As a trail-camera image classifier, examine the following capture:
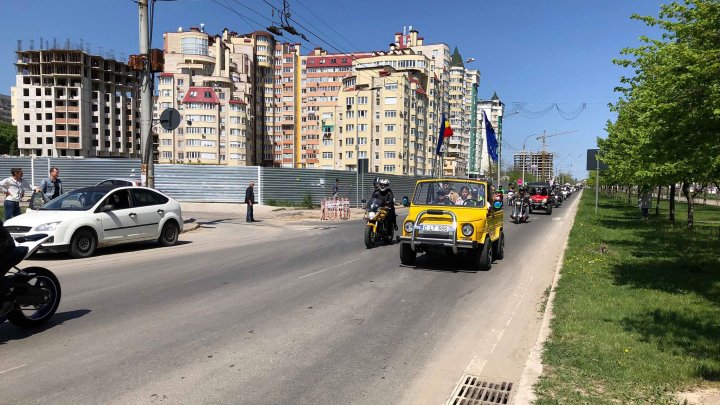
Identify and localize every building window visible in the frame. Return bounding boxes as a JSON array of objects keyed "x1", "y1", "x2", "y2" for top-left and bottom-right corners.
[
  {"x1": 383, "y1": 165, "x2": 396, "y2": 172},
  {"x1": 181, "y1": 36, "x2": 209, "y2": 55}
]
